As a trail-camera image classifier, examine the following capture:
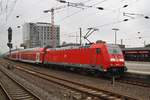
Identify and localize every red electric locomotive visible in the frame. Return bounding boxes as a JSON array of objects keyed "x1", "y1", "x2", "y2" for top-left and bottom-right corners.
[
  {"x1": 44, "y1": 42, "x2": 127, "y2": 75},
  {"x1": 6, "y1": 42, "x2": 127, "y2": 75}
]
